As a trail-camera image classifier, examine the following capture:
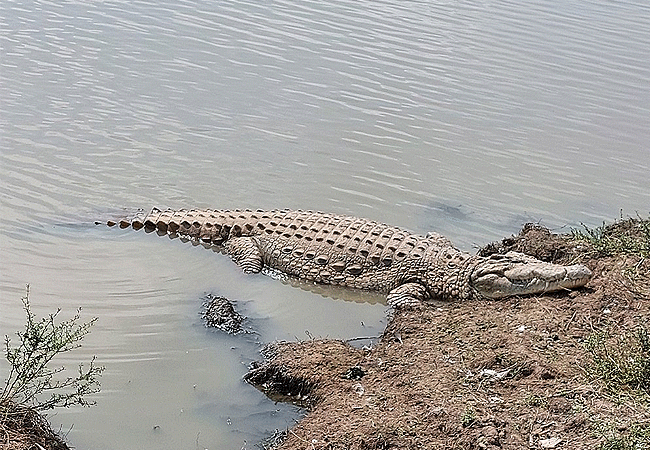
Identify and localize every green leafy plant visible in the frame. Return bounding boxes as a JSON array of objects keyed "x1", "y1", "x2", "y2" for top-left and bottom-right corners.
[
  {"x1": 460, "y1": 407, "x2": 476, "y2": 428},
  {"x1": 1, "y1": 286, "x2": 104, "y2": 411}
]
